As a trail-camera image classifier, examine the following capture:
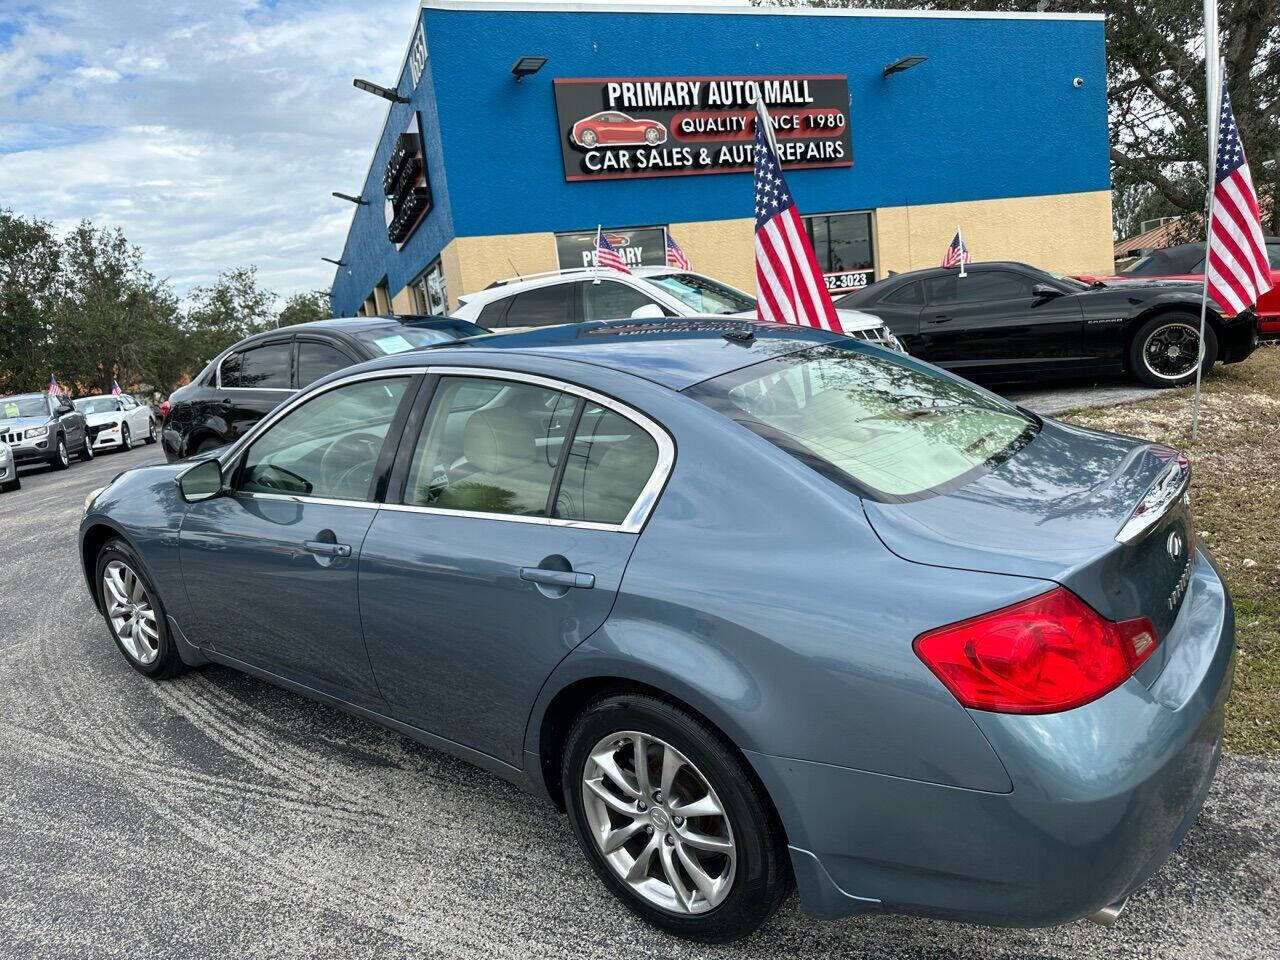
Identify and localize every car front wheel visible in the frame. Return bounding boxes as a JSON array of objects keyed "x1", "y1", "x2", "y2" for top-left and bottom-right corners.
[
  {"x1": 146, "y1": 419, "x2": 157, "y2": 444},
  {"x1": 120, "y1": 423, "x2": 132, "y2": 451},
  {"x1": 581, "y1": 129, "x2": 598, "y2": 148},
  {"x1": 95, "y1": 539, "x2": 186, "y2": 679},
  {"x1": 561, "y1": 693, "x2": 789, "y2": 943},
  {"x1": 1130, "y1": 313, "x2": 1218, "y2": 387},
  {"x1": 49, "y1": 435, "x2": 69, "y2": 470}
]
